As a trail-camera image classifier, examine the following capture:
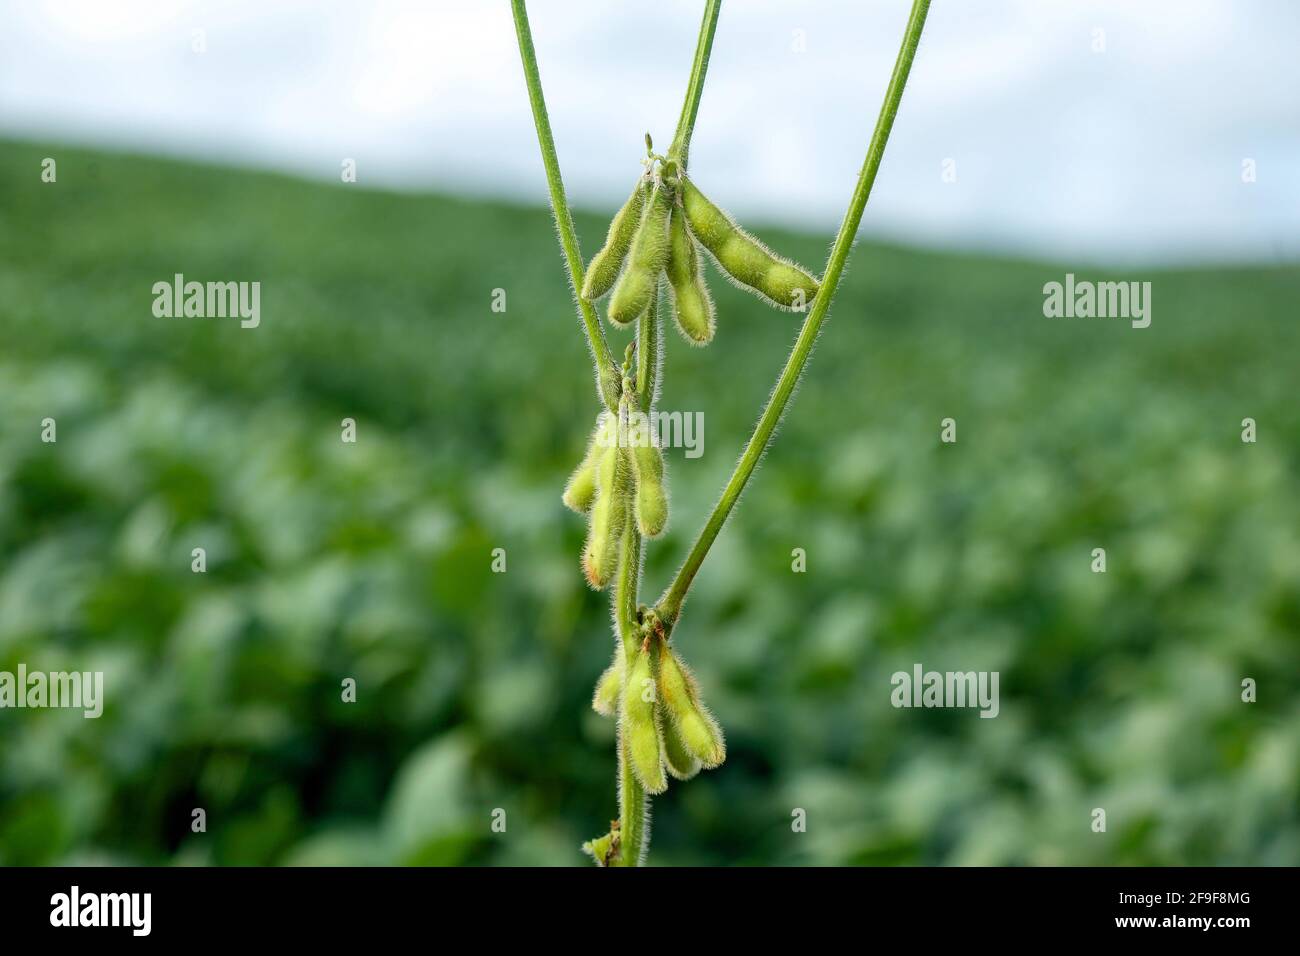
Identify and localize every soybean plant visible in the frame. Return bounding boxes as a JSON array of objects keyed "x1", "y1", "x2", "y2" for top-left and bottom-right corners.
[{"x1": 512, "y1": 0, "x2": 932, "y2": 865}]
